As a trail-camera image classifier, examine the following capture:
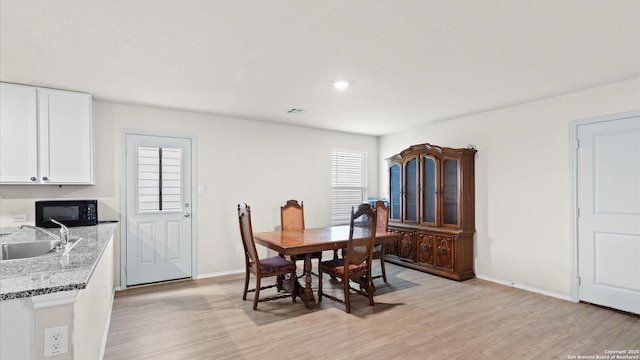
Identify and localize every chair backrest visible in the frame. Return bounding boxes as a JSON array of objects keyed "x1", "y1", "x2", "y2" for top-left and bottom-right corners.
[
  {"x1": 345, "y1": 203, "x2": 377, "y2": 267},
  {"x1": 280, "y1": 199, "x2": 305, "y2": 231},
  {"x1": 374, "y1": 200, "x2": 388, "y2": 234},
  {"x1": 238, "y1": 203, "x2": 259, "y2": 267}
]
